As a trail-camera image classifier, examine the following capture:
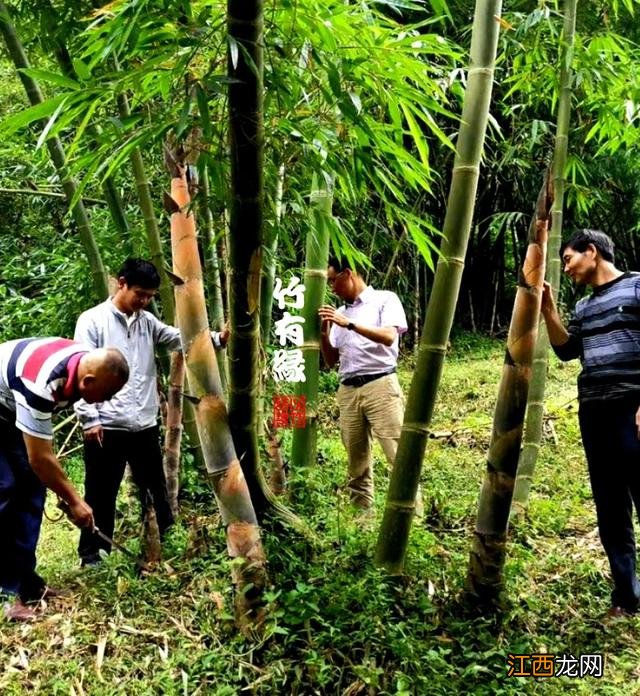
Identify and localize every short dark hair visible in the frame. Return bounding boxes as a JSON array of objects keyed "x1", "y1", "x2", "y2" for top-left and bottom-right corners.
[
  {"x1": 103, "y1": 347, "x2": 130, "y2": 384},
  {"x1": 327, "y1": 256, "x2": 361, "y2": 274},
  {"x1": 117, "y1": 258, "x2": 161, "y2": 289},
  {"x1": 560, "y1": 229, "x2": 615, "y2": 263}
]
